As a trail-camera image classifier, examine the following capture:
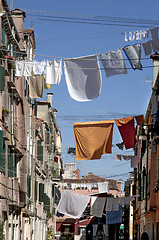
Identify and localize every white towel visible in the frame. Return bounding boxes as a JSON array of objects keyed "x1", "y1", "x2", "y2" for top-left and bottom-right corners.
[
  {"x1": 46, "y1": 59, "x2": 62, "y2": 84},
  {"x1": 90, "y1": 197, "x2": 106, "y2": 217},
  {"x1": 98, "y1": 182, "x2": 109, "y2": 193},
  {"x1": 23, "y1": 61, "x2": 33, "y2": 77},
  {"x1": 33, "y1": 60, "x2": 46, "y2": 75},
  {"x1": 99, "y1": 49, "x2": 127, "y2": 78},
  {"x1": 142, "y1": 41, "x2": 152, "y2": 56},
  {"x1": 15, "y1": 60, "x2": 25, "y2": 76},
  {"x1": 64, "y1": 54, "x2": 102, "y2": 102},
  {"x1": 57, "y1": 190, "x2": 90, "y2": 219}
]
